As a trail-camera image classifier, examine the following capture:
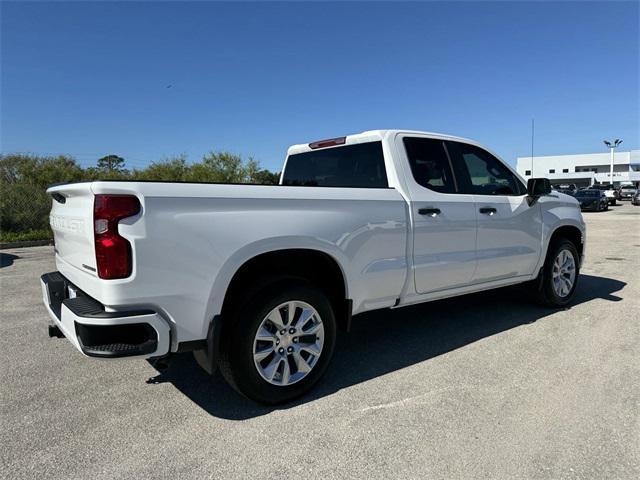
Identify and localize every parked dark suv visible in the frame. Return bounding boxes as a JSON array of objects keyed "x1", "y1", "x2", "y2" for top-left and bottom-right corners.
[
  {"x1": 575, "y1": 189, "x2": 609, "y2": 211},
  {"x1": 588, "y1": 184, "x2": 617, "y2": 205}
]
